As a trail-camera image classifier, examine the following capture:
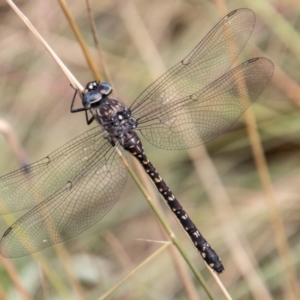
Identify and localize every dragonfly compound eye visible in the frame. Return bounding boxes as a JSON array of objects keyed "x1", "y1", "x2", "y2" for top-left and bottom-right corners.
[
  {"x1": 99, "y1": 82, "x2": 113, "y2": 96},
  {"x1": 82, "y1": 90, "x2": 102, "y2": 109}
]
